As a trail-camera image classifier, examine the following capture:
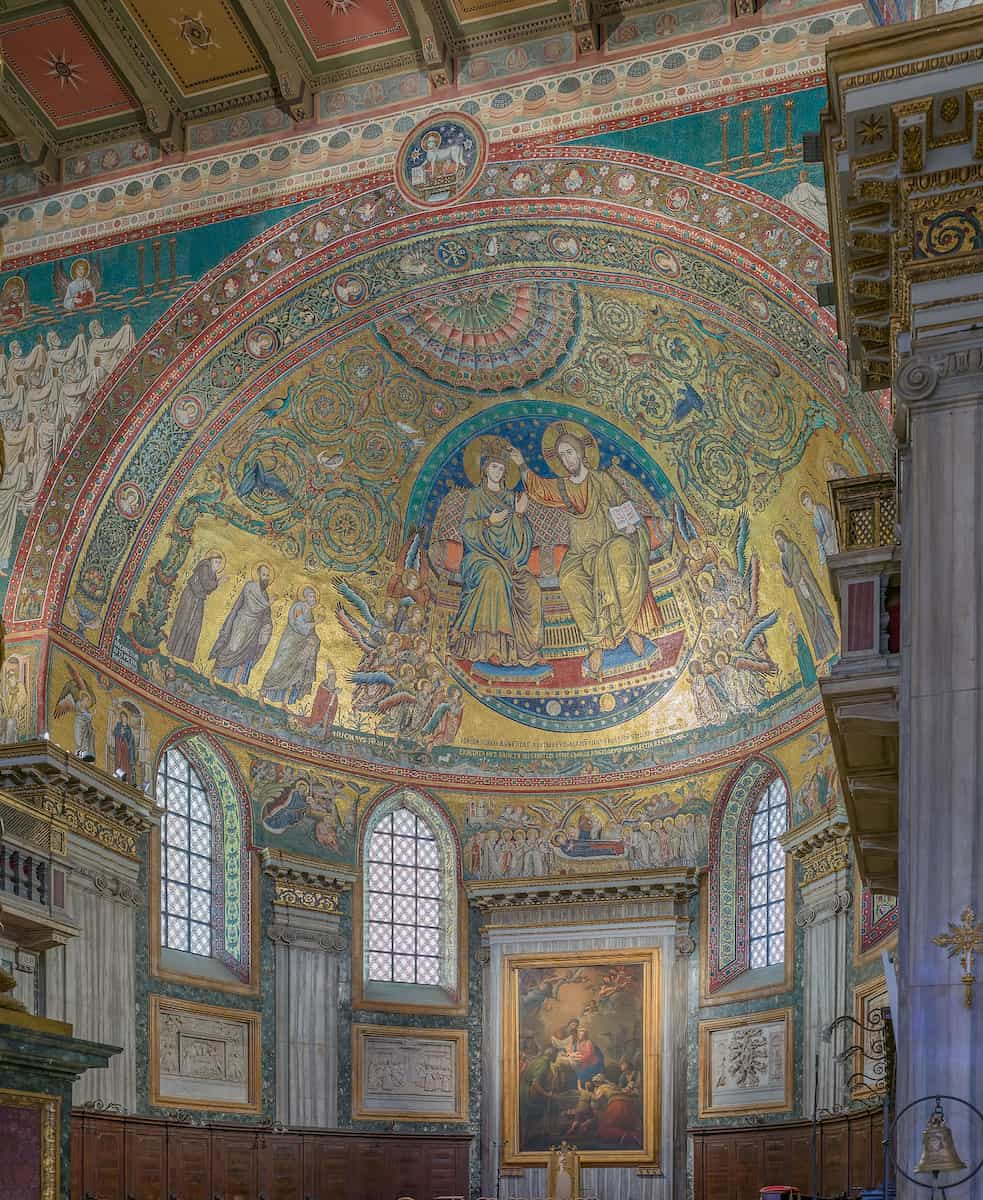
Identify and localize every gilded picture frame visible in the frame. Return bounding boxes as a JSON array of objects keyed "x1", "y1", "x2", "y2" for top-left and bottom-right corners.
[
  {"x1": 697, "y1": 1008, "x2": 792, "y2": 1118},
  {"x1": 149, "y1": 994, "x2": 262, "y2": 1114},
  {"x1": 0, "y1": 1088, "x2": 60, "y2": 1200},
  {"x1": 502, "y1": 947, "x2": 660, "y2": 1169},
  {"x1": 351, "y1": 1024, "x2": 468, "y2": 1122}
]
